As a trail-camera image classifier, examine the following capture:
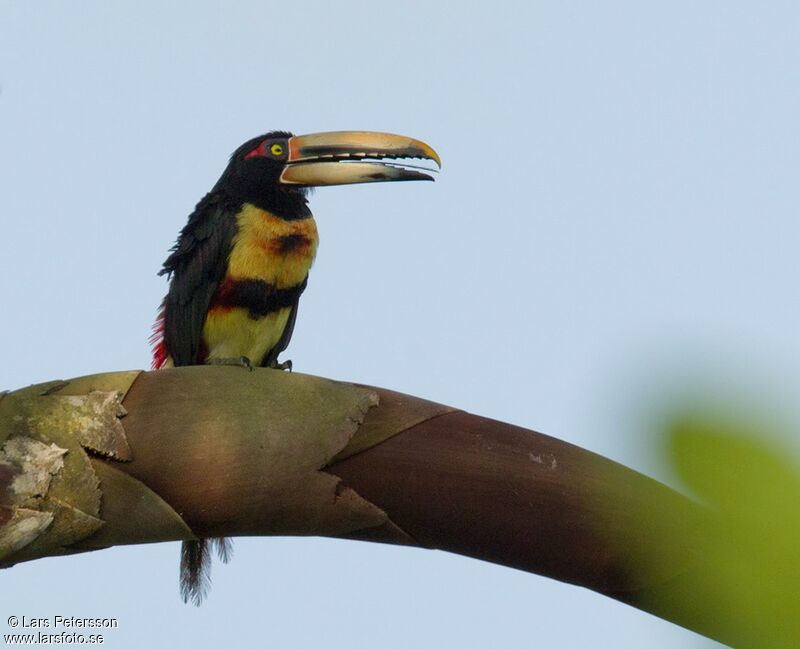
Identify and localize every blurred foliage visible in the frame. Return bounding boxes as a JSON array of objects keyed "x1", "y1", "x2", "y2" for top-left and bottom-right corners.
[{"x1": 665, "y1": 412, "x2": 800, "y2": 648}]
